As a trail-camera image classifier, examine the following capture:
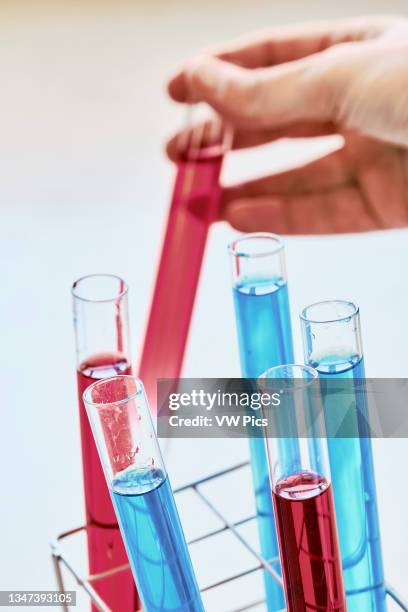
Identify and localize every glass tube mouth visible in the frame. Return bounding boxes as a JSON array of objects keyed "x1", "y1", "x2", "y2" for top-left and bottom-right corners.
[
  {"x1": 72, "y1": 273, "x2": 128, "y2": 303},
  {"x1": 228, "y1": 233, "x2": 284, "y2": 258},
  {"x1": 300, "y1": 300, "x2": 359, "y2": 324},
  {"x1": 83, "y1": 375, "x2": 143, "y2": 408},
  {"x1": 259, "y1": 364, "x2": 319, "y2": 393}
]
